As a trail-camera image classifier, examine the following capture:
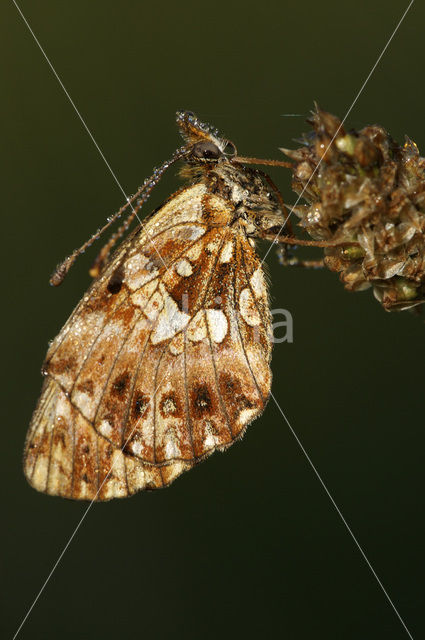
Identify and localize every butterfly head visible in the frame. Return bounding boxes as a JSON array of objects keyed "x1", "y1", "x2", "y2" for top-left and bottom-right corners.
[
  {"x1": 176, "y1": 110, "x2": 237, "y2": 164},
  {"x1": 175, "y1": 111, "x2": 284, "y2": 235}
]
